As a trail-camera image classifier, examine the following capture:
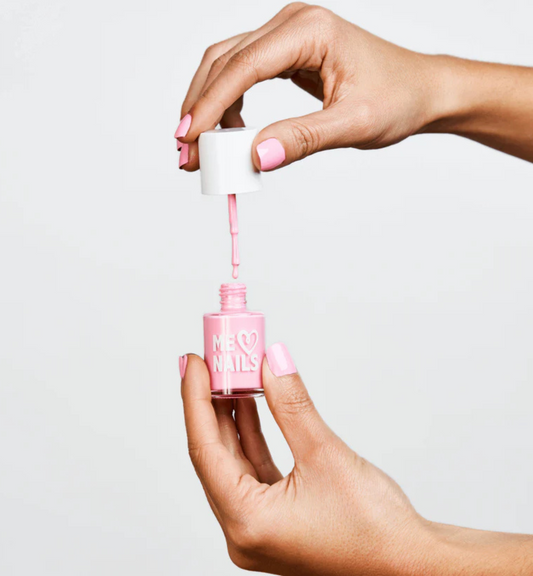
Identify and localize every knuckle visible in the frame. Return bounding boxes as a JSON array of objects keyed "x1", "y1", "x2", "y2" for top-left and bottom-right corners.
[
  {"x1": 227, "y1": 46, "x2": 259, "y2": 79},
  {"x1": 224, "y1": 486, "x2": 273, "y2": 570},
  {"x1": 203, "y1": 44, "x2": 218, "y2": 62},
  {"x1": 281, "y1": 1, "x2": 308, "y2": 15},
  {"x1": 232, "y1": 525, "x2": 261, "y2": 554},
  {"x1": 228, "y1": 545, "x2": 260, "y2": 571},
  {"x1": 298, "y1": 5, "x2": 337, "y2": 38},
  {"x1": 187, "y1": 443, "x2": 205, "y2": 467},
  {"x1": 226, "y1": 483, "x2": 271, "y2": 559},
  {"x1": 203, "y1": 41, "x2": 226, "y2": 62},
  {"x1": 354, "y1": 101, "x2": 376, "y2": 130},
  {"x1": 227, "y1": 517, "x2": 265, "y2": 559},
  {"x1": 290, "y1": 119, "x2": 321, "y2": 158},
  {"x1": 186, "y1": 439, "x2": 216, "y2": 469},
  {"x1": 300, "y1": 4, "x2": 325, "y2": 15},
  {"x1": 352, "y1": 101, "x2": 380, "y2": 145},
  {"x1": 299, "y1": 4, "x2": 330, "y2": 22},
  {"x1": 210, "y1": 53, "x2": 229, "y2": 75},
  {"x1": 253, "y1": 450, "x2": 275, "y2": 474},
  {"x1": 227, "y1": 546, "x2": 252, "y2": 570}
]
